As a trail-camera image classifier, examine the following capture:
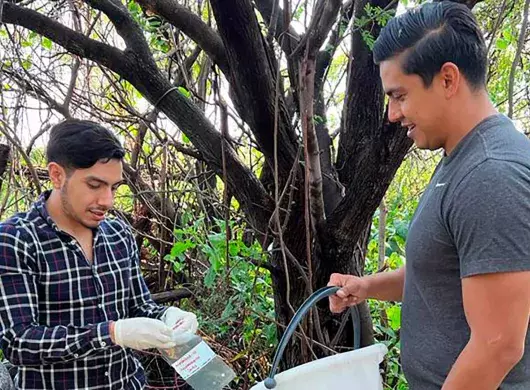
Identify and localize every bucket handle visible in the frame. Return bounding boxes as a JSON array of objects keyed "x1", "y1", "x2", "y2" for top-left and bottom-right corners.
[{"x1": 263, "y1": 285, "x2": 361, "y2": 389}]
